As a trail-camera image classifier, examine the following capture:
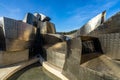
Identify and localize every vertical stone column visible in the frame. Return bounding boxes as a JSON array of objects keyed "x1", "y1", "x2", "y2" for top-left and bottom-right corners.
[{"x1": 62, "y1": 37, "x2": 82, "y2": 80}]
